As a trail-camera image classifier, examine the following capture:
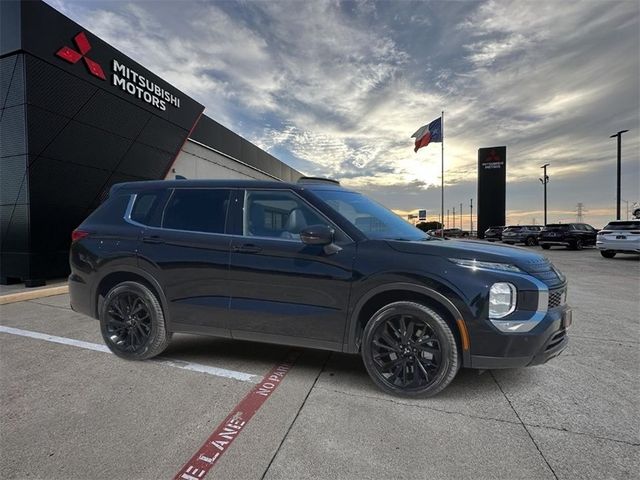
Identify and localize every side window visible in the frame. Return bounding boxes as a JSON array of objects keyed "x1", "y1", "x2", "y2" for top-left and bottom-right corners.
[
  {"x1": 162, "y1": 189, "x2": 231, "y2": 234},
  {"x1": 131, "y1": 190, "x2": 168, "y2": 227},
  {"x1": 243, "y1": 190, "x2": 328, "y2": 240}
]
